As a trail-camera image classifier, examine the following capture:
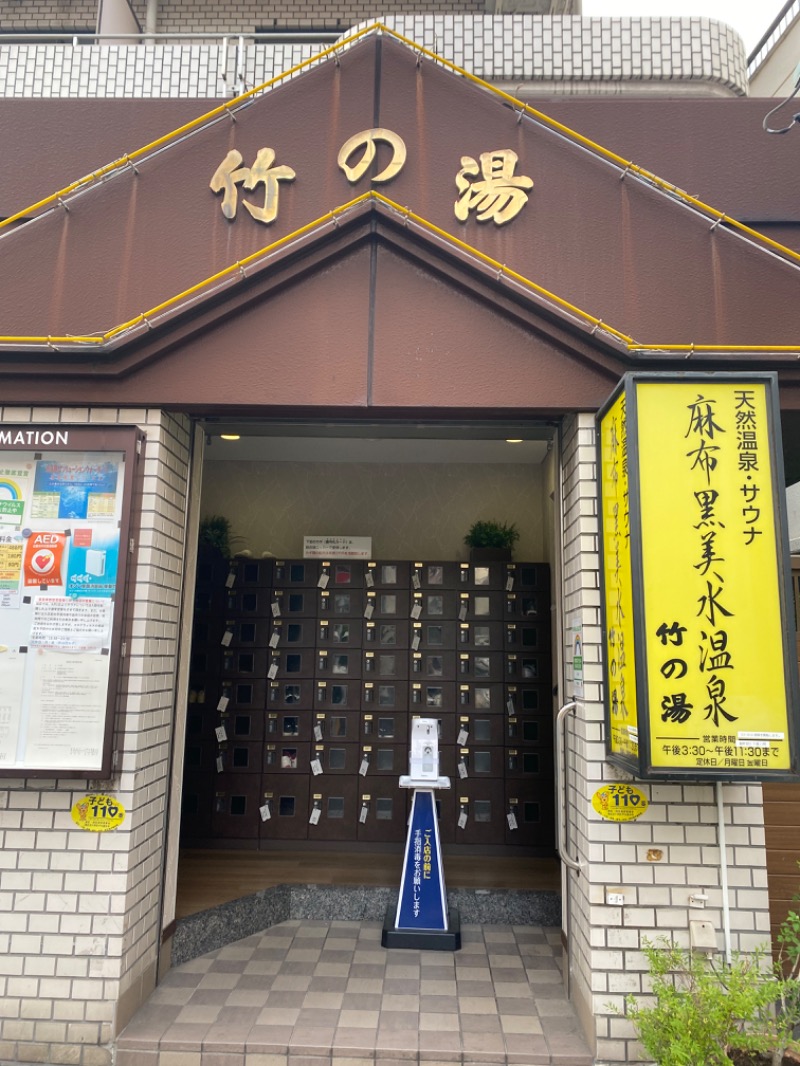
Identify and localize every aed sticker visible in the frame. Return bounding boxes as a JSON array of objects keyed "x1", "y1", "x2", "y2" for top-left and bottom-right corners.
[
  {"x1": 591, "y1": 783, "x2": 649, "y2": 822},
  {"x1": 71, "y1": 794, "x2": 126, "y2": 832}
]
